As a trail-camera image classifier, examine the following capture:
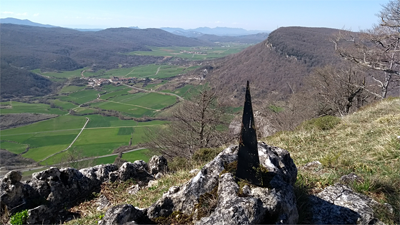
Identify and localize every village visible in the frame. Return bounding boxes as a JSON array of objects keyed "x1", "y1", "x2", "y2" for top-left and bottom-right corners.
[{"x1": 84, "y1": 76, "x2": 153, "y2": 87}]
